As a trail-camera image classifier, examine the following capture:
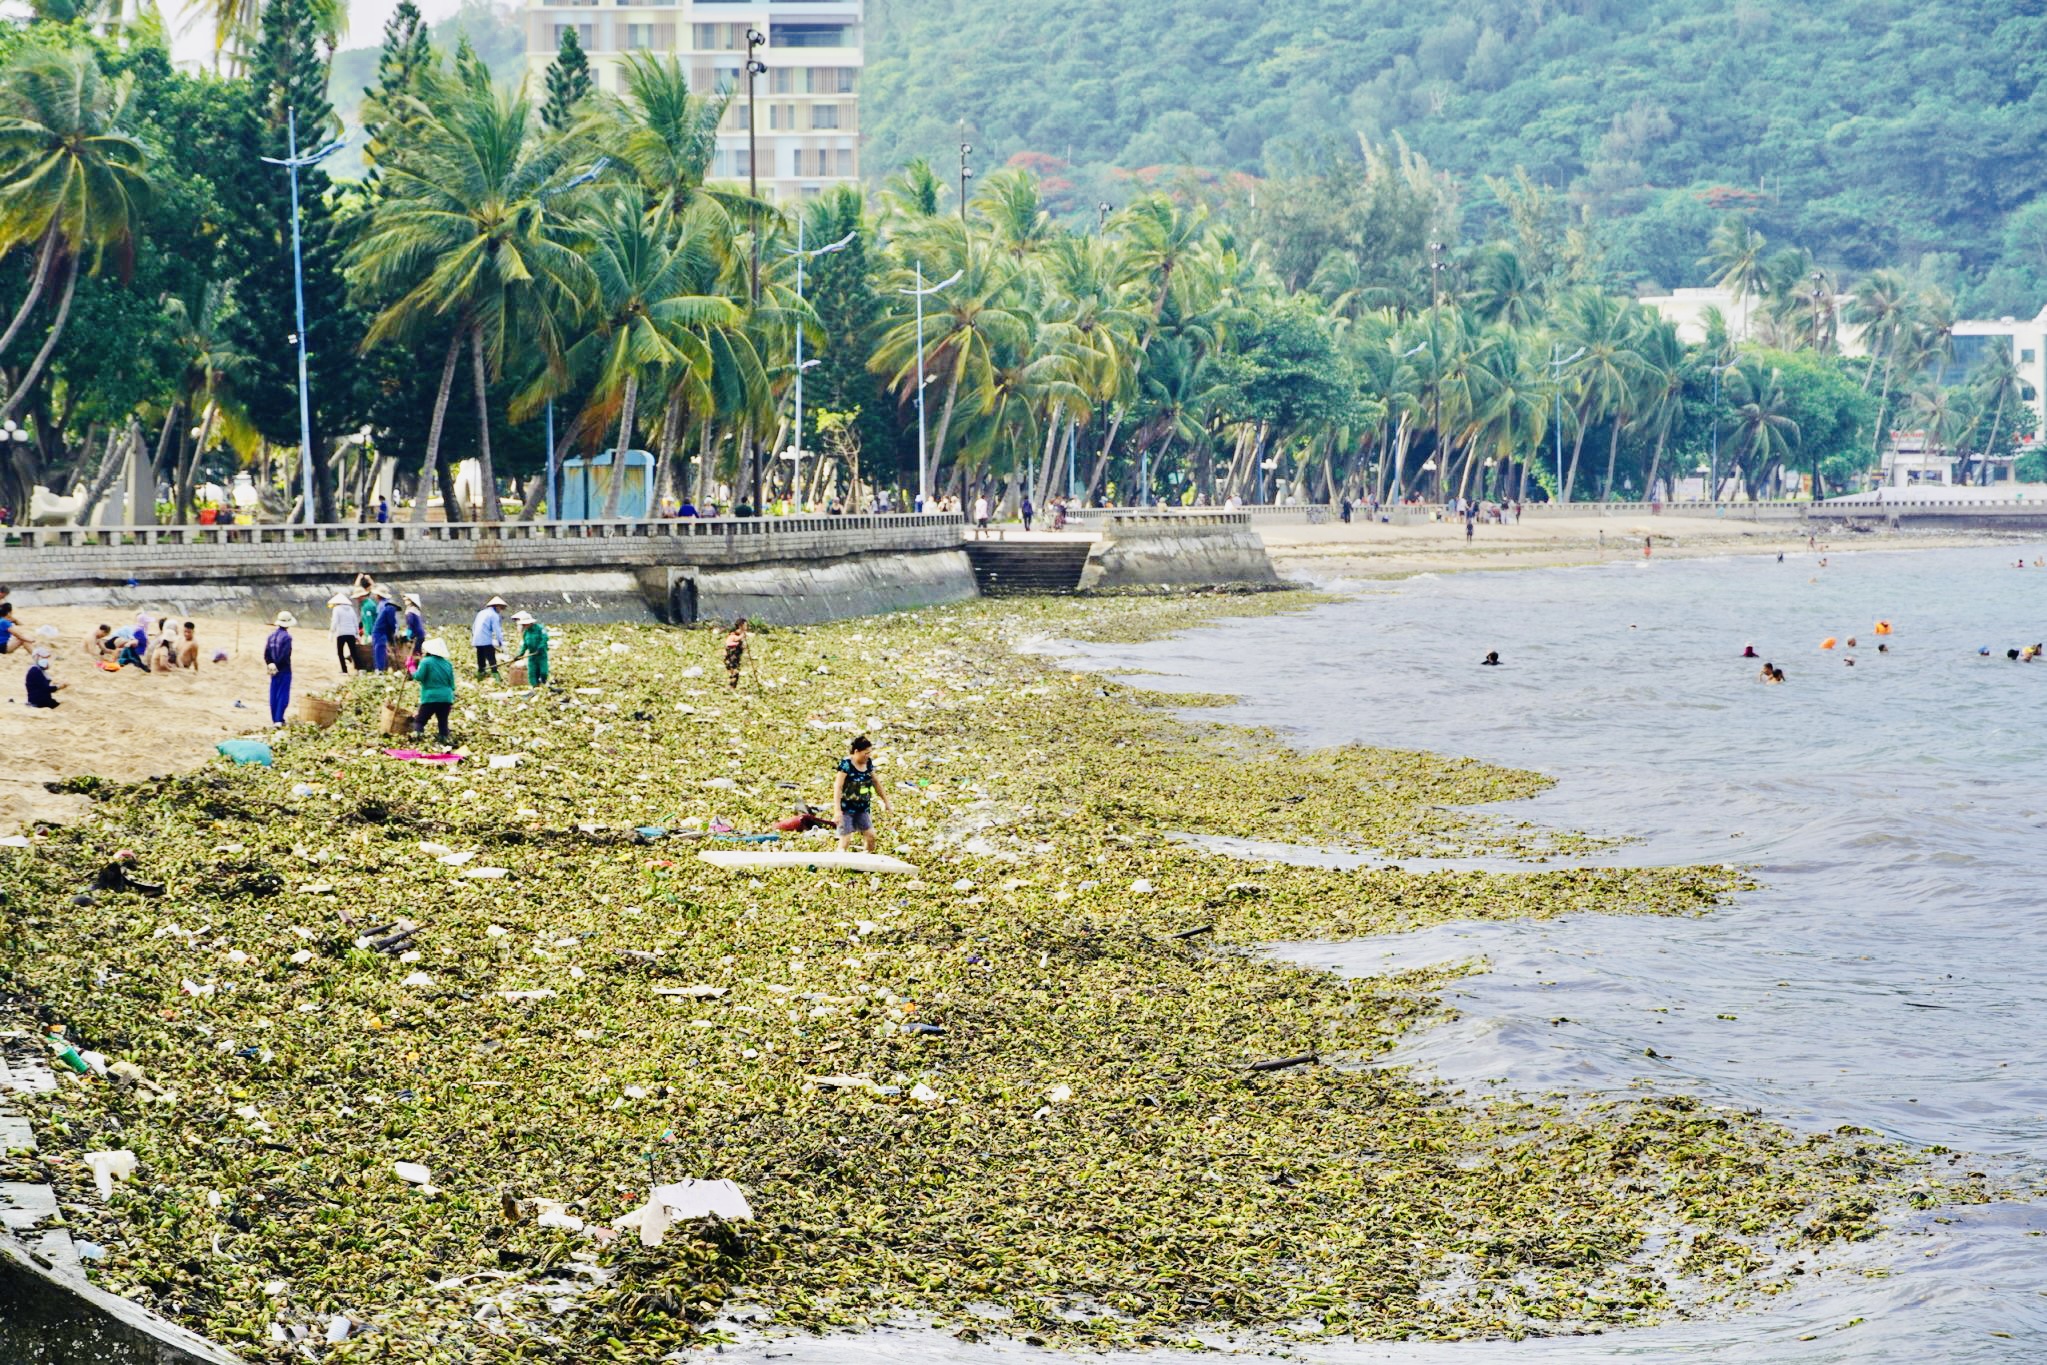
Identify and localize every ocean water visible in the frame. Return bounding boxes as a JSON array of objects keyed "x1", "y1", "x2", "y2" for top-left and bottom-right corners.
[{"x1": 723, "y1": 548, "x2": 2047, "y2": 1364}]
